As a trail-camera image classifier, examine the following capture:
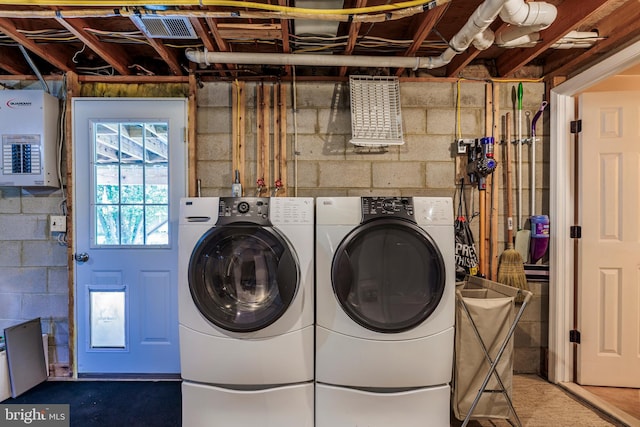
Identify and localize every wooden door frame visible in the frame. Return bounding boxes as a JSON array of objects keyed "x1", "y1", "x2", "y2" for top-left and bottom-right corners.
[{"x1": 549, "y1": 41, "x2": 640, "y2": 384}]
